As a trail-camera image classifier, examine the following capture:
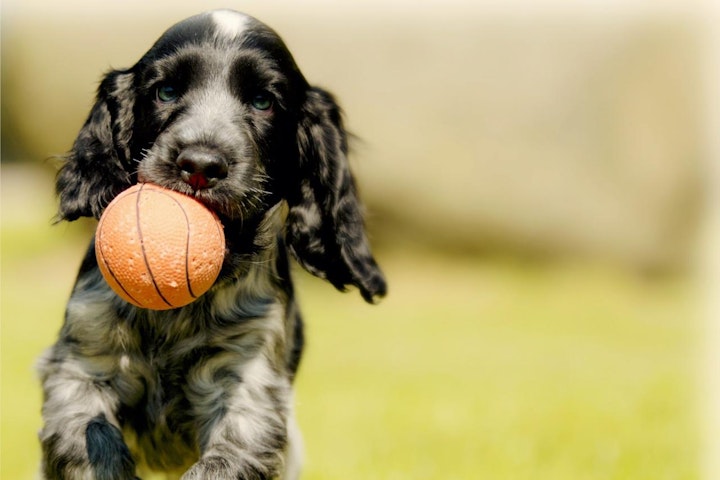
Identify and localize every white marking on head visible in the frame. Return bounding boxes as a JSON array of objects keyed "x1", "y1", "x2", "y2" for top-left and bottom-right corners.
[{"x1": 211, "y1": 10, "x2": 250, "y2": 39}]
